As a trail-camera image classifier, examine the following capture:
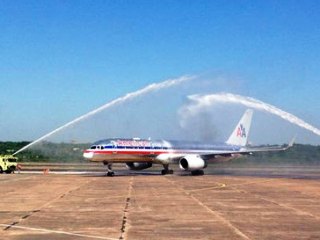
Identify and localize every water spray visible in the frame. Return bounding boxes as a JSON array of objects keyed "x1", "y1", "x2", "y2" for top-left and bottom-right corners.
[
  {"x1": 14, "y1": 75, "x2": 195, "y2": 155},
  {"x1": 180, "y1": 92, "x2": 320, "y2": 137}
]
